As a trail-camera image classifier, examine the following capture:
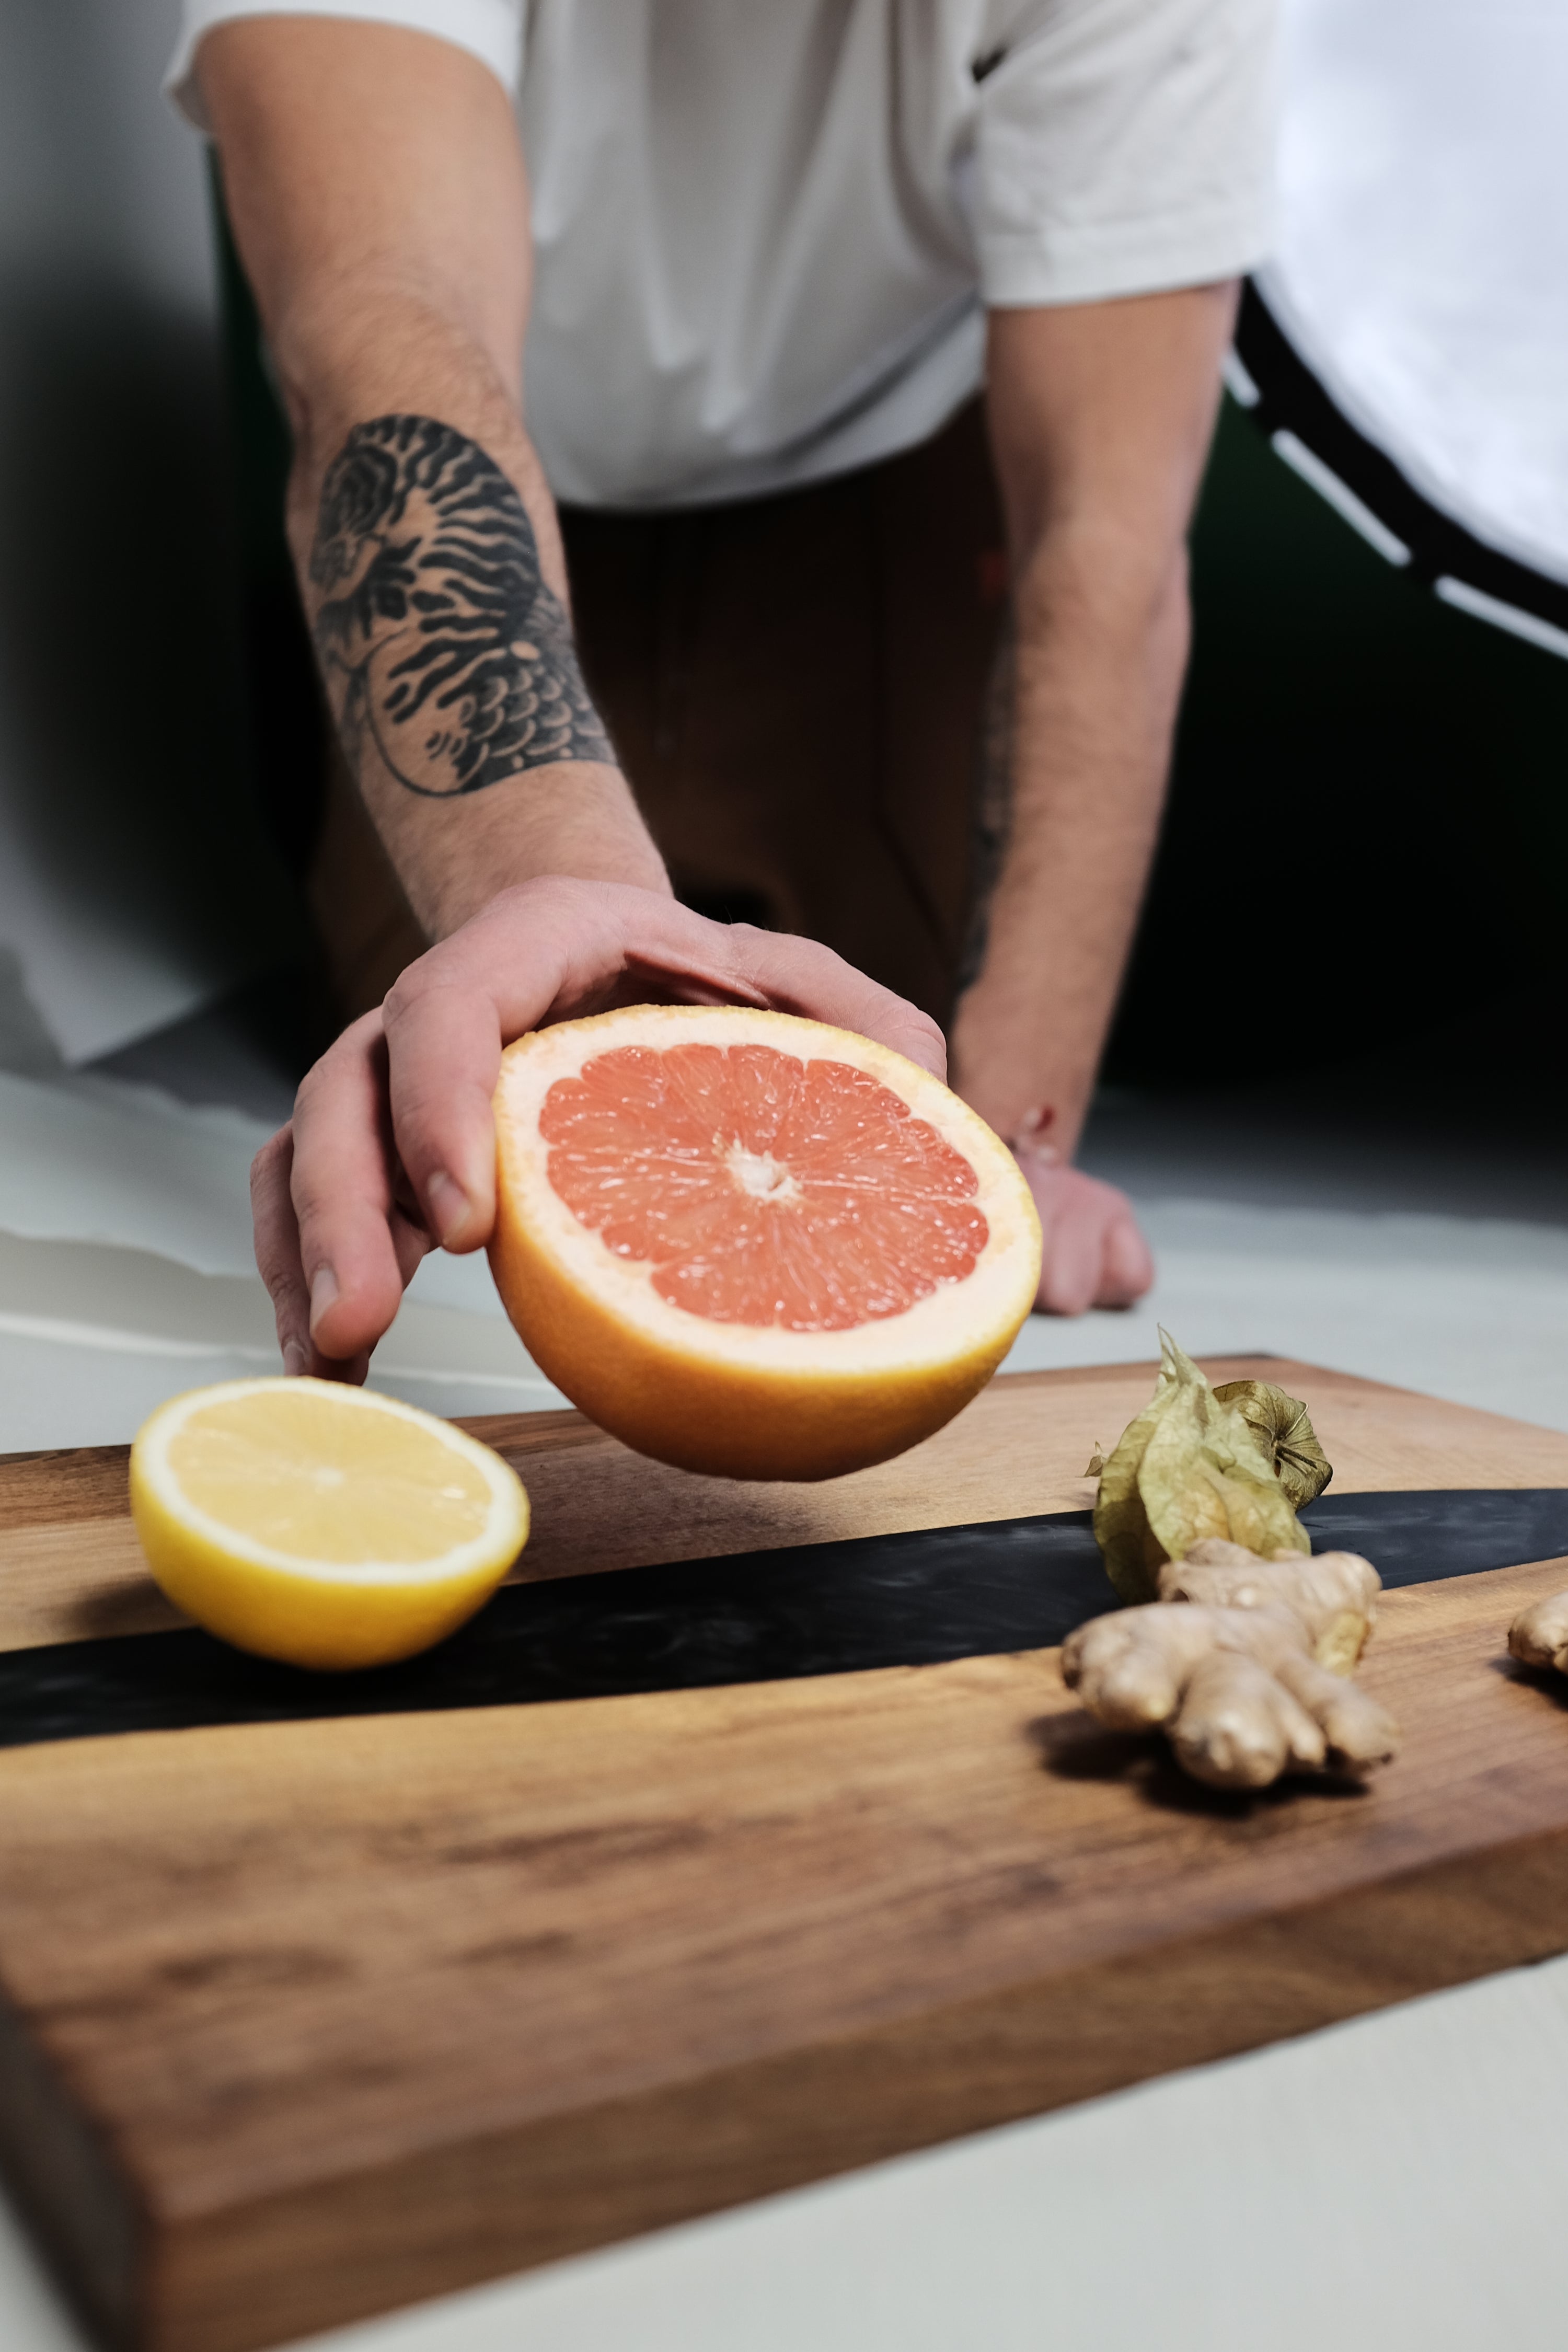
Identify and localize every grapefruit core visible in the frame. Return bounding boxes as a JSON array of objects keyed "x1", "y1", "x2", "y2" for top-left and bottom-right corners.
[{"x1": 489, "y1": 1005, "x2": 1042, "y2": 1480}]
